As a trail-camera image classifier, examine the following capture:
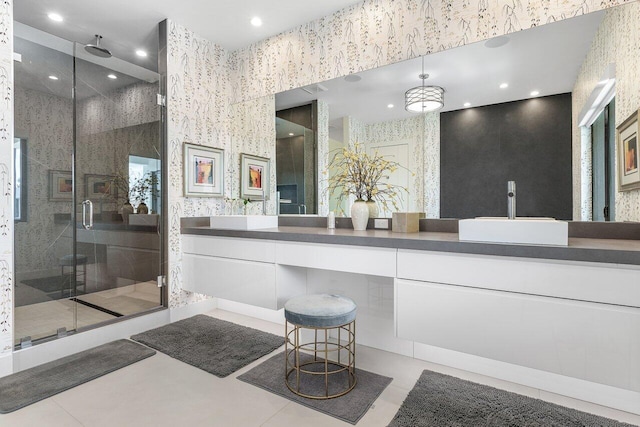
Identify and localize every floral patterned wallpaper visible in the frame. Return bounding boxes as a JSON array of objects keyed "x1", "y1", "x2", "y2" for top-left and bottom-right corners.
[
  {"x1": 317, "y1": 101, "x2": 329, "y2": 216},
  {"x1": 572, "y1": 1, "x2": 640, "y2": 221},
  {"x1": 166, "y1": 20, "x2": 232, "y2": 308},
  {"x1": 77, "y1": 82, "x2": 158, "y2": 136},
  {"x1": 0, "y1": 0, "x2": 12, "y2": 356},
  {"x1": 14, "y1": 88, "x2": 73, "y2": 277},
  {"x1": 229, "y1": 96, "x2": 276, "y2": 215},
  {"x1": 228, "y1": 0, "x2": 631, "y2": 105}
]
